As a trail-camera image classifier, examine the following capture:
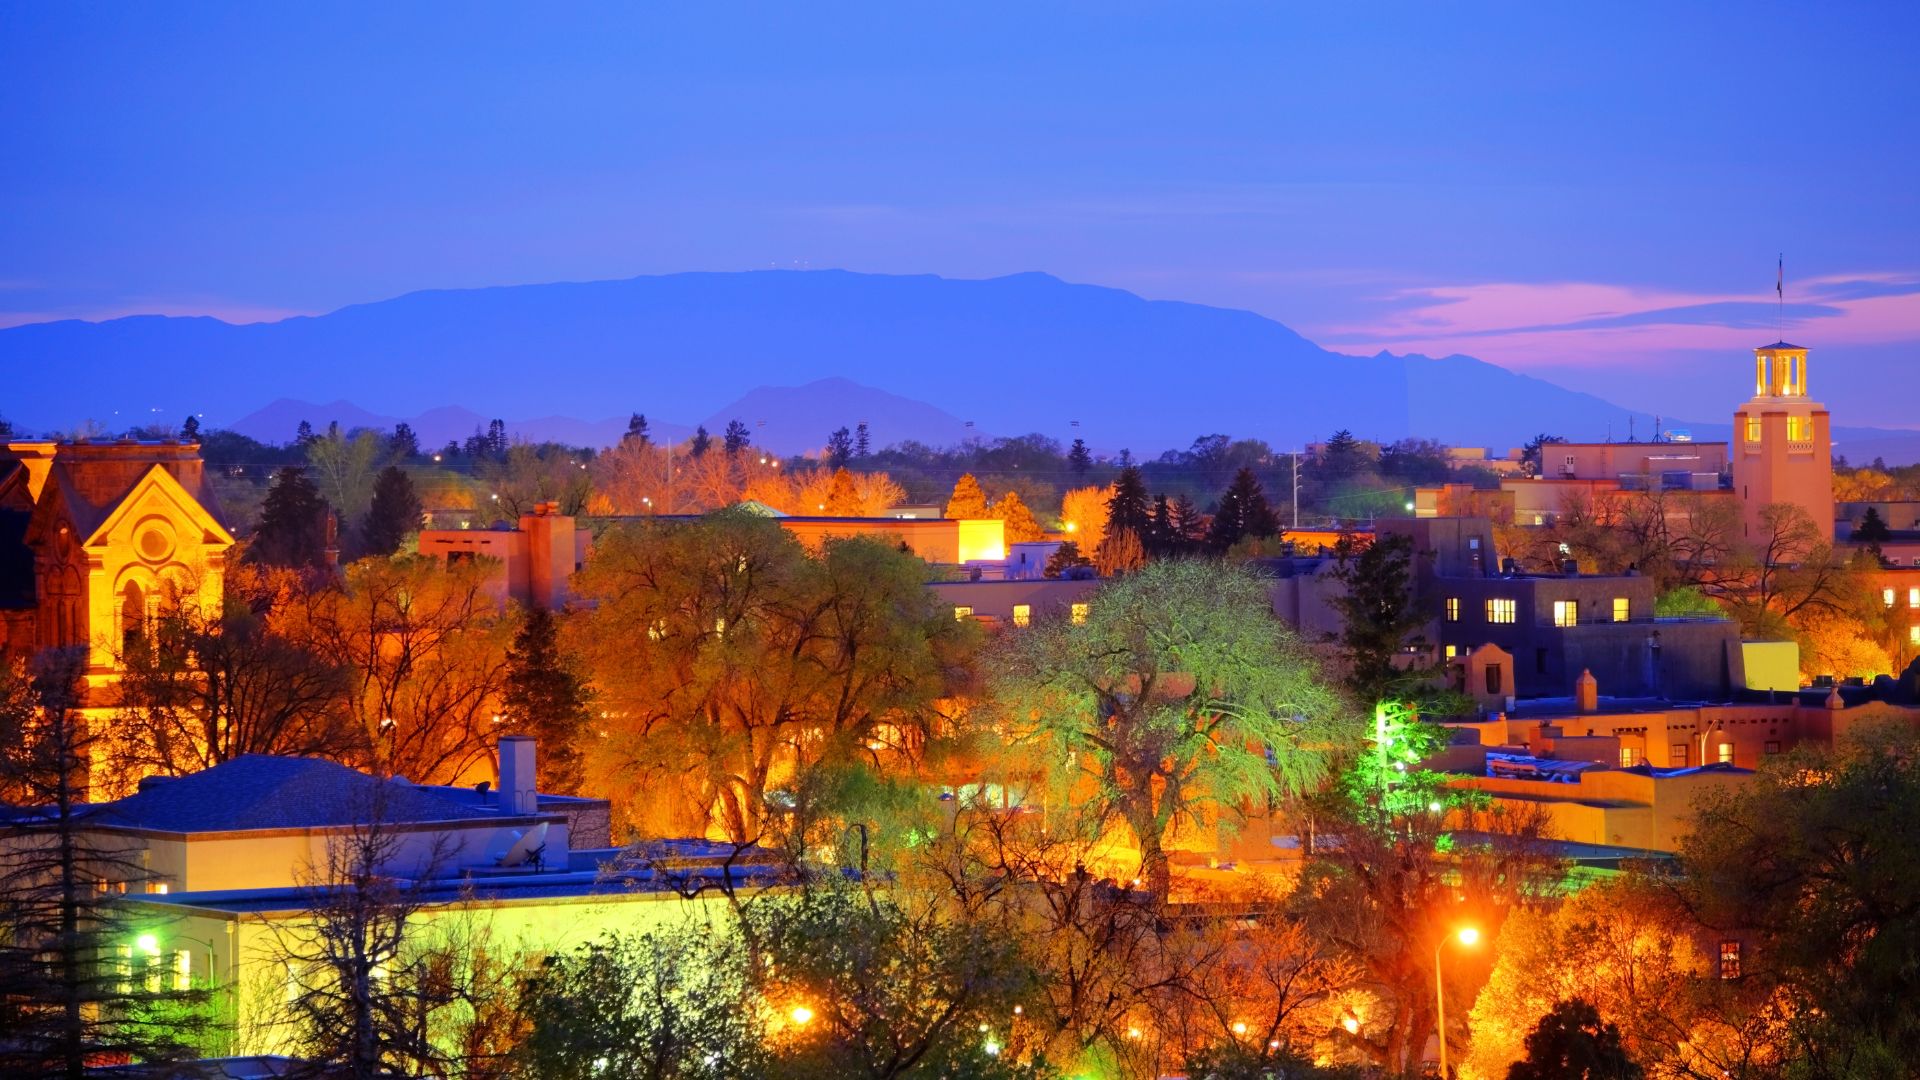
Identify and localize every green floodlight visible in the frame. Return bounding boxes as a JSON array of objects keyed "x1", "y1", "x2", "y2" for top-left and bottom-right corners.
[{"x1": 135, "y1": 932, "x2": 160, "y2": 955}]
